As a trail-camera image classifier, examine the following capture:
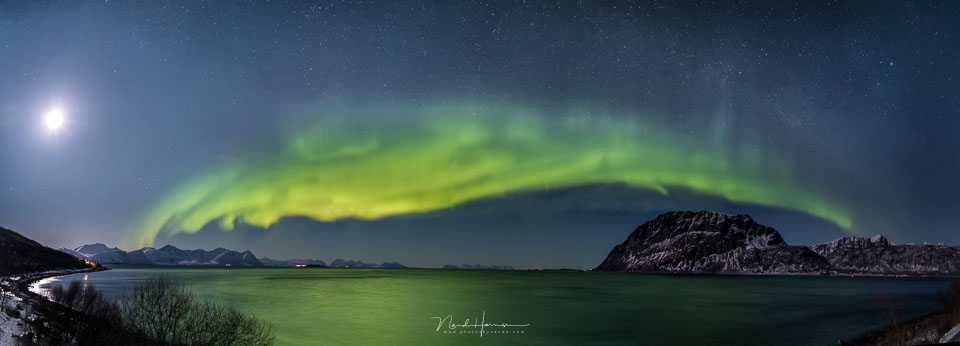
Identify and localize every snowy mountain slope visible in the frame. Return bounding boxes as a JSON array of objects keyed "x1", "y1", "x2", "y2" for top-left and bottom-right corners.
[
  {"x1": 58, "y1": 244, "x2": 263, "y2": 266},
  {"x1": 596, "y1": 210, "x2": 960, "y2": 276}
]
